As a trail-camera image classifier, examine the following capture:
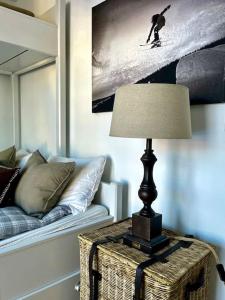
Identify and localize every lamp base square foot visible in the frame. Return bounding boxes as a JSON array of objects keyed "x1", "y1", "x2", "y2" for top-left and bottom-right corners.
[
  {"x1": 132, "y1": 211, "x2": 162, "y2": 241},
  {"x1": 123, "y1": 233, "x2": 169, "y2": 254}
]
